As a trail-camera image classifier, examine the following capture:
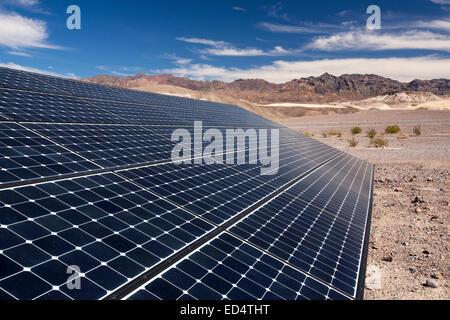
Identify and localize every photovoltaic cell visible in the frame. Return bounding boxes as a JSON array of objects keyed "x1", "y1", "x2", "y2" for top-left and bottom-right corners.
[
  {"x1": 0, "y1": 89, "x2": 126, "y2": 124},
  {"x1": 23, "y1": 123, "x2": 179, "y2": 168},
  {"x1": 0, "y1": 67, "x2": 62, "y2": 95},
  {"x1": 127, "y1": 233, "x2": 349, "y2": 300},
  {"x1": 117, "y1": 139, "x2": 343, "y2": 226},
  {"x1": 119, "y1": 88, "x2": 251, "y2": 114},
  {"x1": 119, "y1": 163, "x2": 279, "y2": 225},
  {"x1": 24, "y1": 70, "x2": 253, "y2": 117},
  {"x1": 25, "y1": 72, "x2": 143, "y2": 104},
  {"x1": 229, "y1": 155, "x2": 373, "y2": 297},
  {"x1": 0, "y1": 122, "x2": 100, "y2": 186},
  {"x1": 161, "y1": 108, "x2": 279, "y2": 127},
  {"x1": 84, "y1": 100, "x2": 189, "y2": 126},
  {"x1": 236, "y1": 141, "x2": 342, "y2": 188},
  {"x1": 0, "y1": 173, "x2": 214, "y2": 300}
]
